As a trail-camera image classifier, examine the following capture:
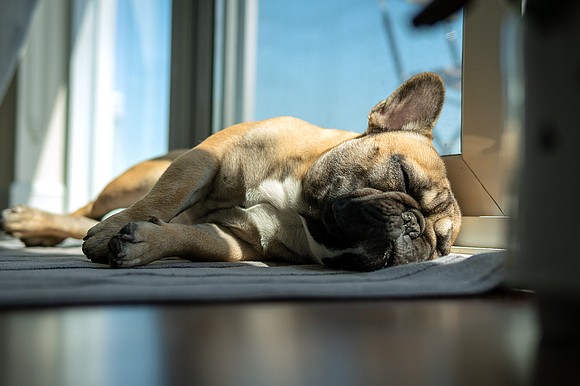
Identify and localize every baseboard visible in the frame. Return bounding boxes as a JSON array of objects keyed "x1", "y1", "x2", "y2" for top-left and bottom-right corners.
[
  {"x1": 9, "y1": 180, "x2": 65, "y2": 213},
  {"x1": 453, "y1": 215, "x2": 509, "y2": 250}
]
